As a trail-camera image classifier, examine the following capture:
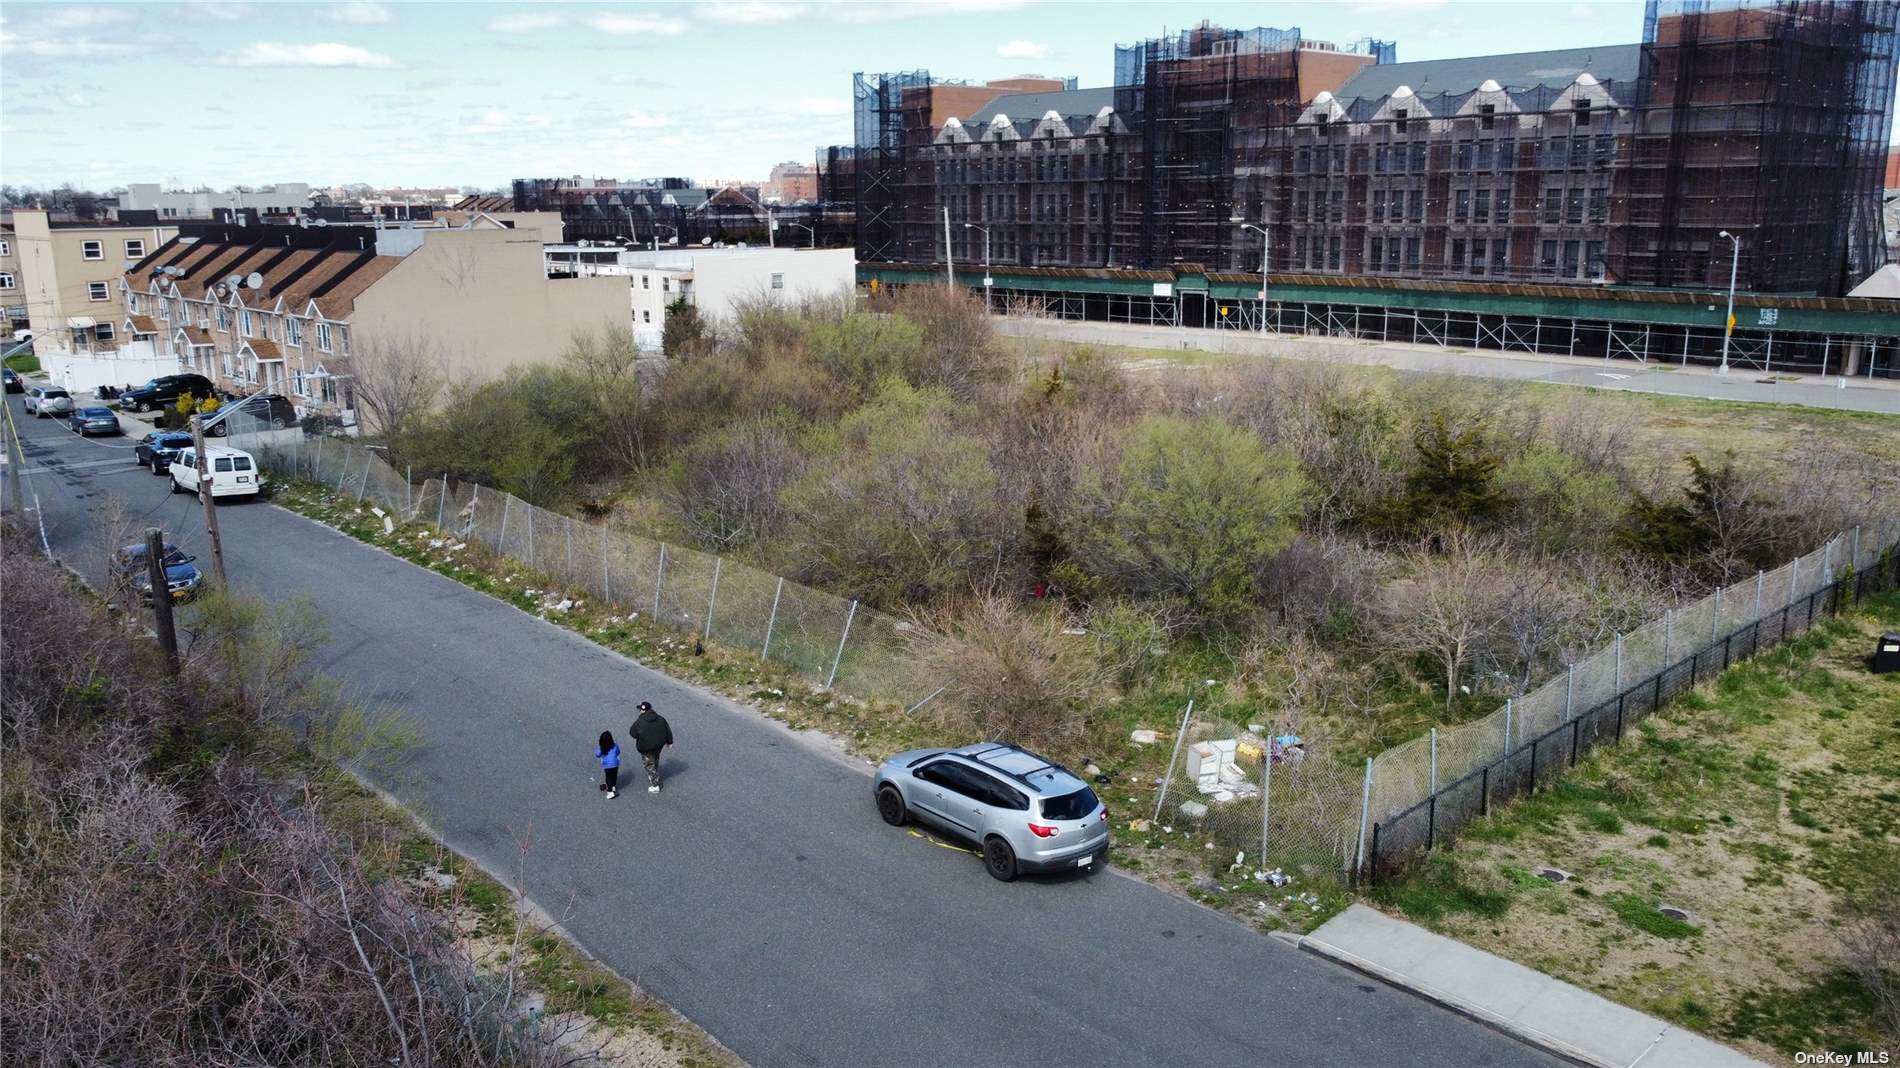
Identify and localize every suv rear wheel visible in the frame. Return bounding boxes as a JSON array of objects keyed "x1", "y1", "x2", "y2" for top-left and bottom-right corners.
[
  {"x1": 876, "y1": 785, "x2": 908, "y2": 827},
  {"x1": 982, "y1": 836, "x2": 1018, "y2": 882}
]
